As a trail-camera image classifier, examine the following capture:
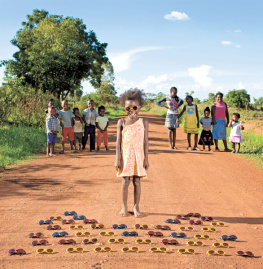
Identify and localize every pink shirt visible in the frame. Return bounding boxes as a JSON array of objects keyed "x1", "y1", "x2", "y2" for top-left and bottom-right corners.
[{"x1": 214, "y1": 101, "x2": 226, "y2": 120}]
